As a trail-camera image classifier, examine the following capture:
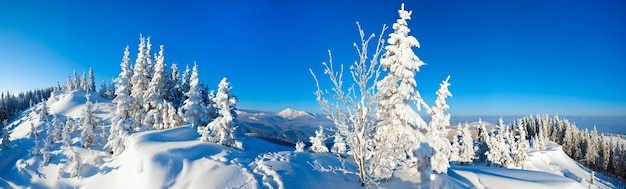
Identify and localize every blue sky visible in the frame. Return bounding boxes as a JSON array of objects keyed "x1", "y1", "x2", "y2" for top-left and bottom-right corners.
[{"x1": 0, "y1": 0, "x2": 624, "y2": 116}]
